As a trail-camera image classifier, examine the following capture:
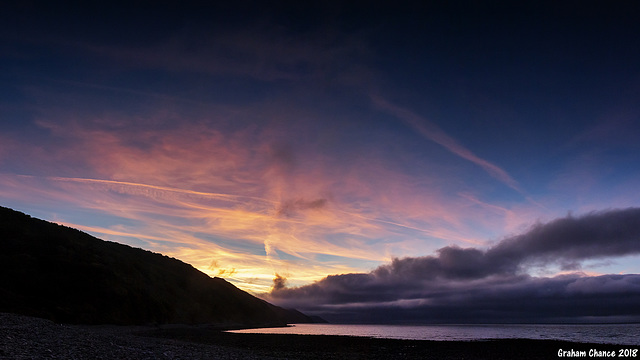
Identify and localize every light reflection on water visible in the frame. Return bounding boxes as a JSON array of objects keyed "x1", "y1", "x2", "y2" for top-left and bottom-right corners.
[{"x1": 229, "y1": 323, "x2": 640, "y2": 345}]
